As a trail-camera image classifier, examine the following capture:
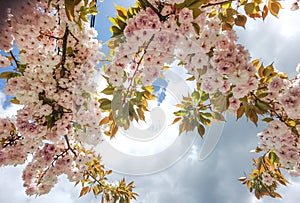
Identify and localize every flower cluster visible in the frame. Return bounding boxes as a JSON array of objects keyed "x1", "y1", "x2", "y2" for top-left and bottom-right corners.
[
  {"x1": 261, "y1": 171, "x2": 275, "y2": 186},
  {"x1": 106, "y1": 3, "x2": 258, "y2": 105},
  {"x1": 0, "y1": 0, "x2": 105, "y2": 196},
  {"x1": 0, "y1": 118, "x2": 27, "y2": 166},
  {"x1": 278, "y1": 79, "x2": 300, "y2": 120},
  {"x1": 257, "y1": 70, "x2": 300, "y2": 175},
  {"x1": 258, "y1": 120, "x2": 300, "y2": 168}
]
